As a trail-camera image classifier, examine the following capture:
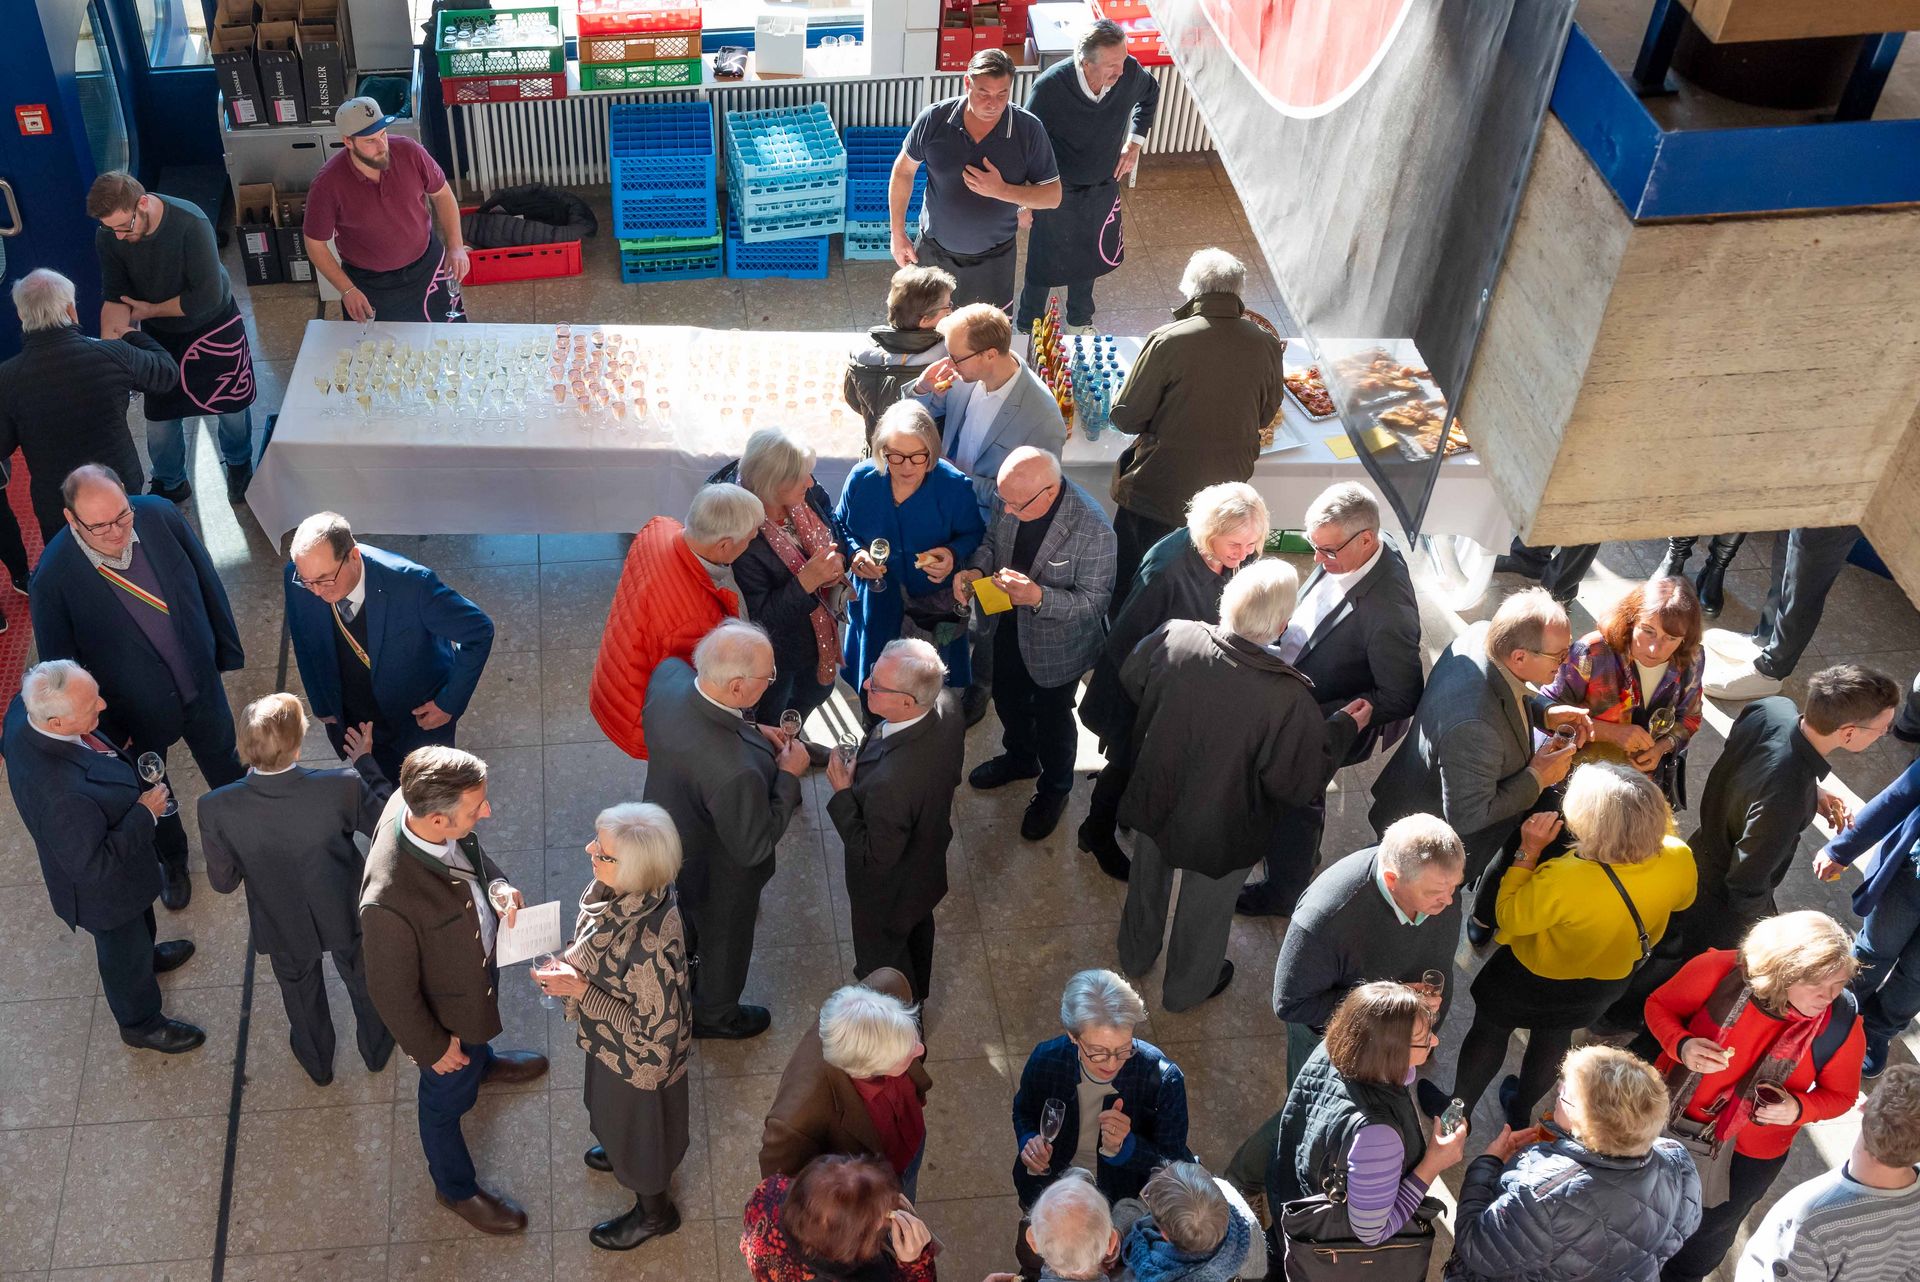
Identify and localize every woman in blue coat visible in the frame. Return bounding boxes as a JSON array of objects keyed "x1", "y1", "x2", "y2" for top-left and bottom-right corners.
[{"x1": 837, "y1": 402, "x2": 985, "y2": 695}]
